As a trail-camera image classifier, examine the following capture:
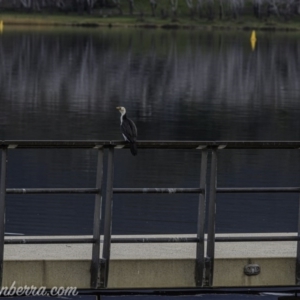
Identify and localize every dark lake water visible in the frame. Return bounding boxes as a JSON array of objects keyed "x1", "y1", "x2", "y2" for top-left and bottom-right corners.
[{"x1": 1, "y1": 26, "x2": 300, "y2": 235}]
